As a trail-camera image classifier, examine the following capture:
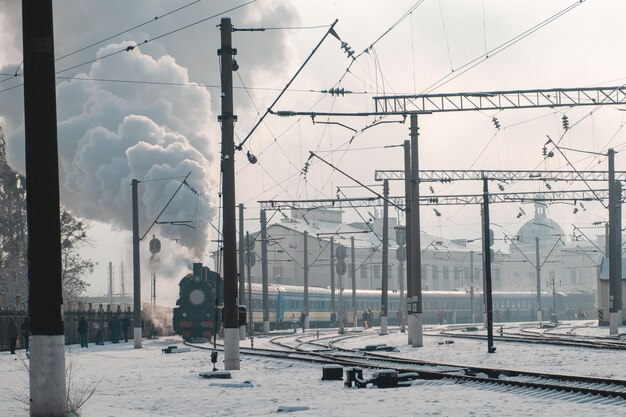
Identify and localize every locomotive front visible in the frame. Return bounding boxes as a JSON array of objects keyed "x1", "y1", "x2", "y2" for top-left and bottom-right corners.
[{"x1": 173, "y1": 262, "x2": 221, "y2": 340}]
